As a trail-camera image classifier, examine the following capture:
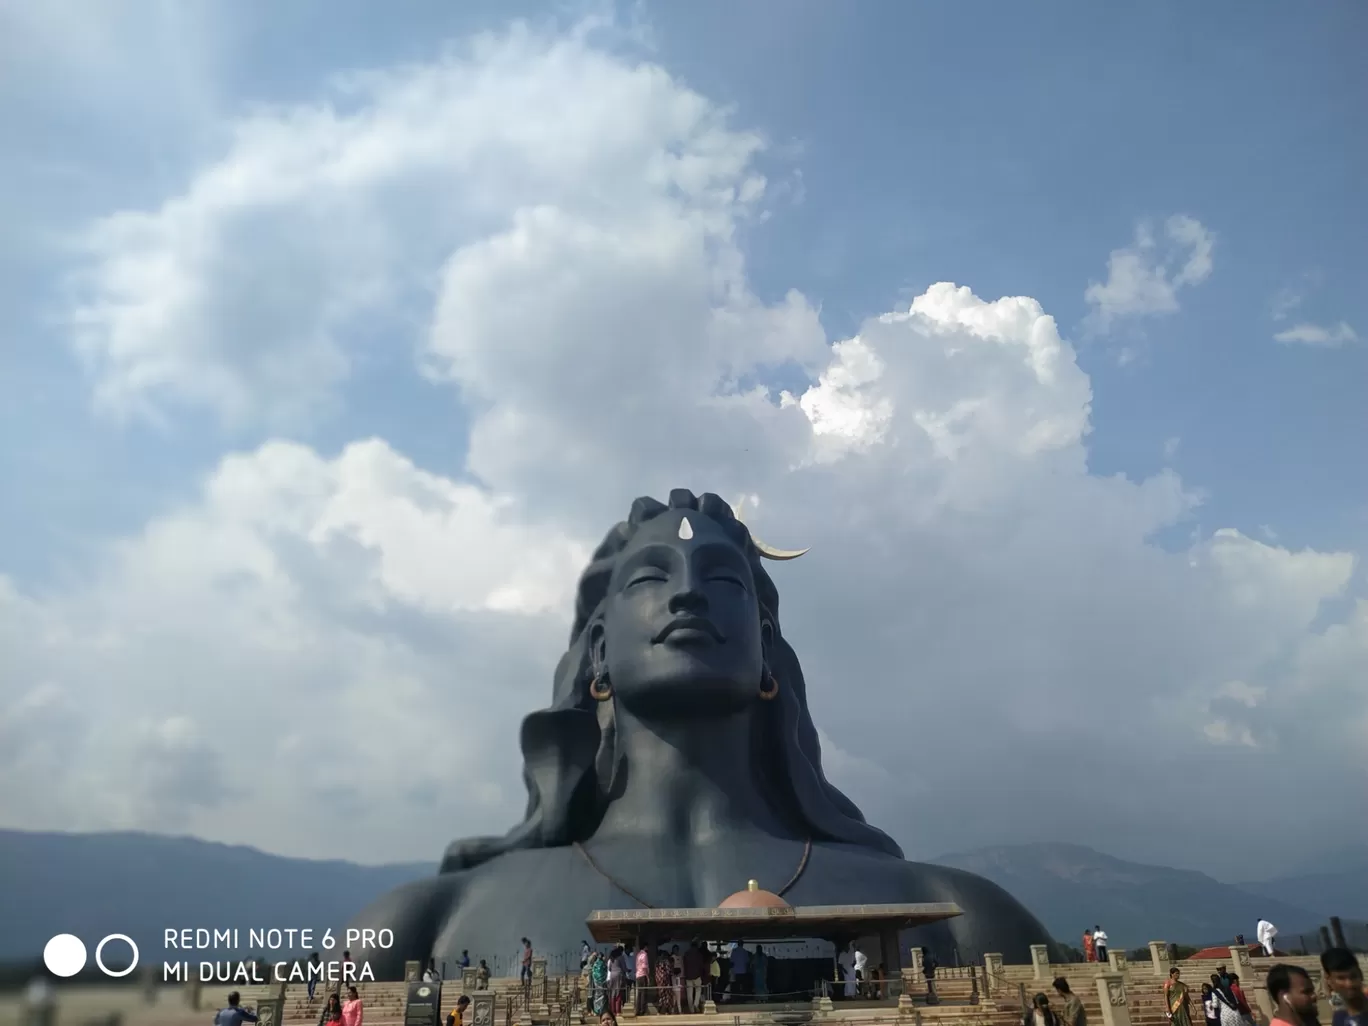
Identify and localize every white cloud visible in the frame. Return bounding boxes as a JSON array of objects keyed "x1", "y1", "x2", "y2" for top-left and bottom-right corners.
[
  {"x1": 1273, "y1": 321, "x2": 1359, "y2": 347},
  {"x1": 7, "y1": 21, "x2": 1366, "y2": 874},
  {"x1": 69, "y1": 20, "x2": 793, "y2": 430},
  {"x1": 0, "y1": 440, "x2": 582, "y2": 860},
  {"x1": 1084, "y1": 215, "x2": 1214, "y2": 330}
]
